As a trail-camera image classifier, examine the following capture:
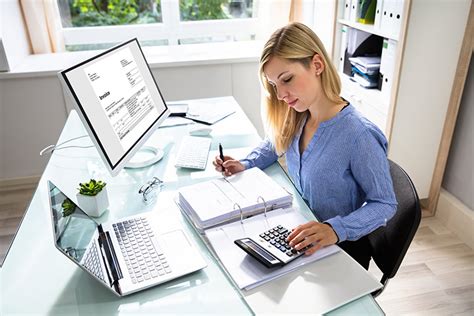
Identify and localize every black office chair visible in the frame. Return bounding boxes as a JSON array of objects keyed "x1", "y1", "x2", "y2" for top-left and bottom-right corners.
[{"x1": 368, "y1": 159, "x2": 422, "y2": 298}]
